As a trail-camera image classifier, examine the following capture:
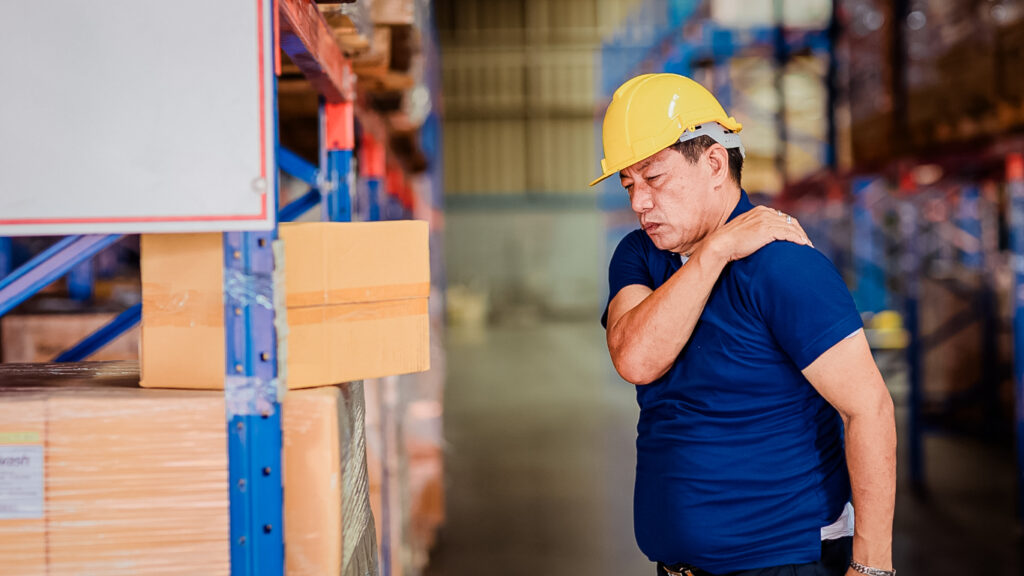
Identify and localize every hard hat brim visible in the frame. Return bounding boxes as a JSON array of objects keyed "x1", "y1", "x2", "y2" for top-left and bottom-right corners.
[{"x1": 588, "y1": 119, "x2": 743, "y2": 187}]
